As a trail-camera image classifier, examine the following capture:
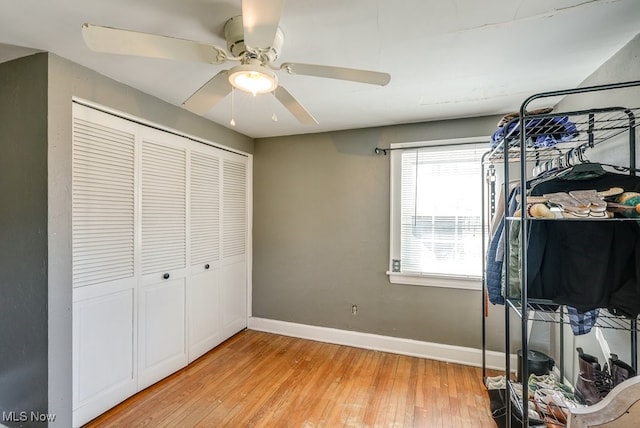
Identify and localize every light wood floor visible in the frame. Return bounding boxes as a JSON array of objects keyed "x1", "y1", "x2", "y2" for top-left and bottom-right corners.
[{"x1": 85, "y1": 330, "x2": 497, "y2": 427}]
